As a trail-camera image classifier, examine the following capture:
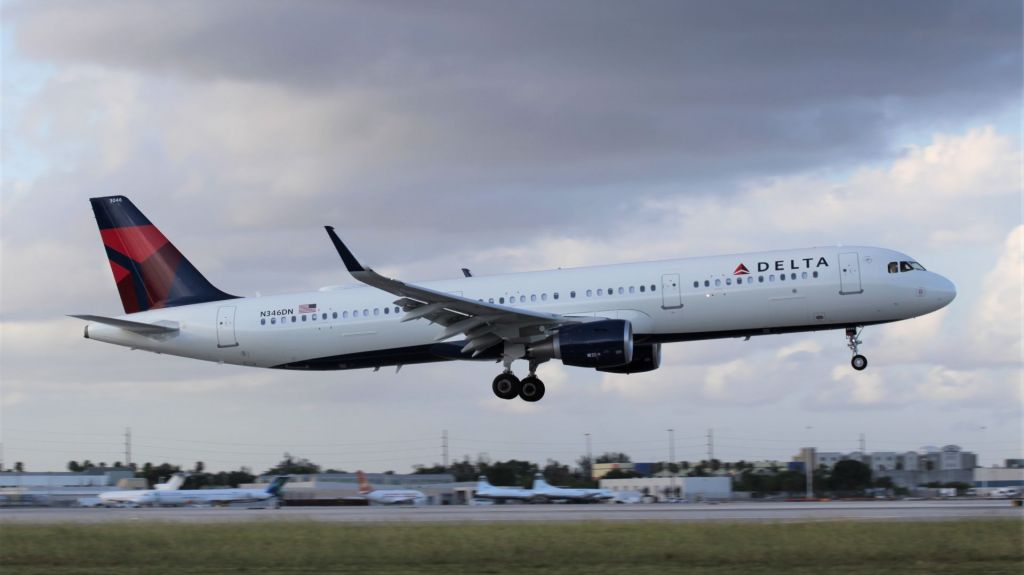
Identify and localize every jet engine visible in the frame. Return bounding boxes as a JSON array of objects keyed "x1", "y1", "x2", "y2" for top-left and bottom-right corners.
[
  {"x1": 597, "y1": 343, "x2": 661, "y2": 374},
  {"x1": 529, "y1": 319, "x2": 633, "y2": 369}
]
